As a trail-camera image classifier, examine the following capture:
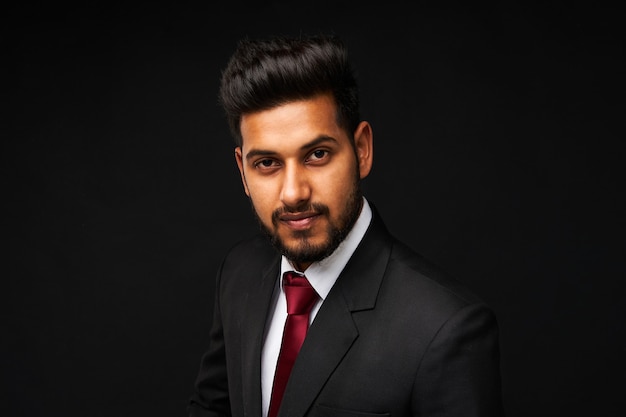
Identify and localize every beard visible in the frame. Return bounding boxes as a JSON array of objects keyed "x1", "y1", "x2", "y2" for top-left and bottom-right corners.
[{"x1": 252, "y1": 179, "x2": 364, "y2": 266}]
